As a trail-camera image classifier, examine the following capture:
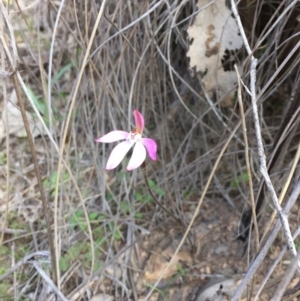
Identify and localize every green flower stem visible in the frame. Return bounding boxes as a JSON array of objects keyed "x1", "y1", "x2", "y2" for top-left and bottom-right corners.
[{"x1": 141, "y1": 162, "x2": 183, "y2": 225}]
